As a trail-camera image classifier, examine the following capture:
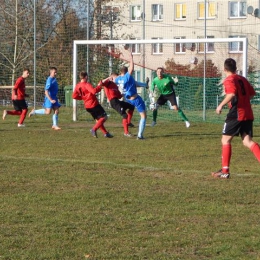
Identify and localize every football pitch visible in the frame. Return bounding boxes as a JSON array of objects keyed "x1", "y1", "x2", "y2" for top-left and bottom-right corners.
[{"x1": 1, "y1": 108, "x2": 260, "y2": 260}]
